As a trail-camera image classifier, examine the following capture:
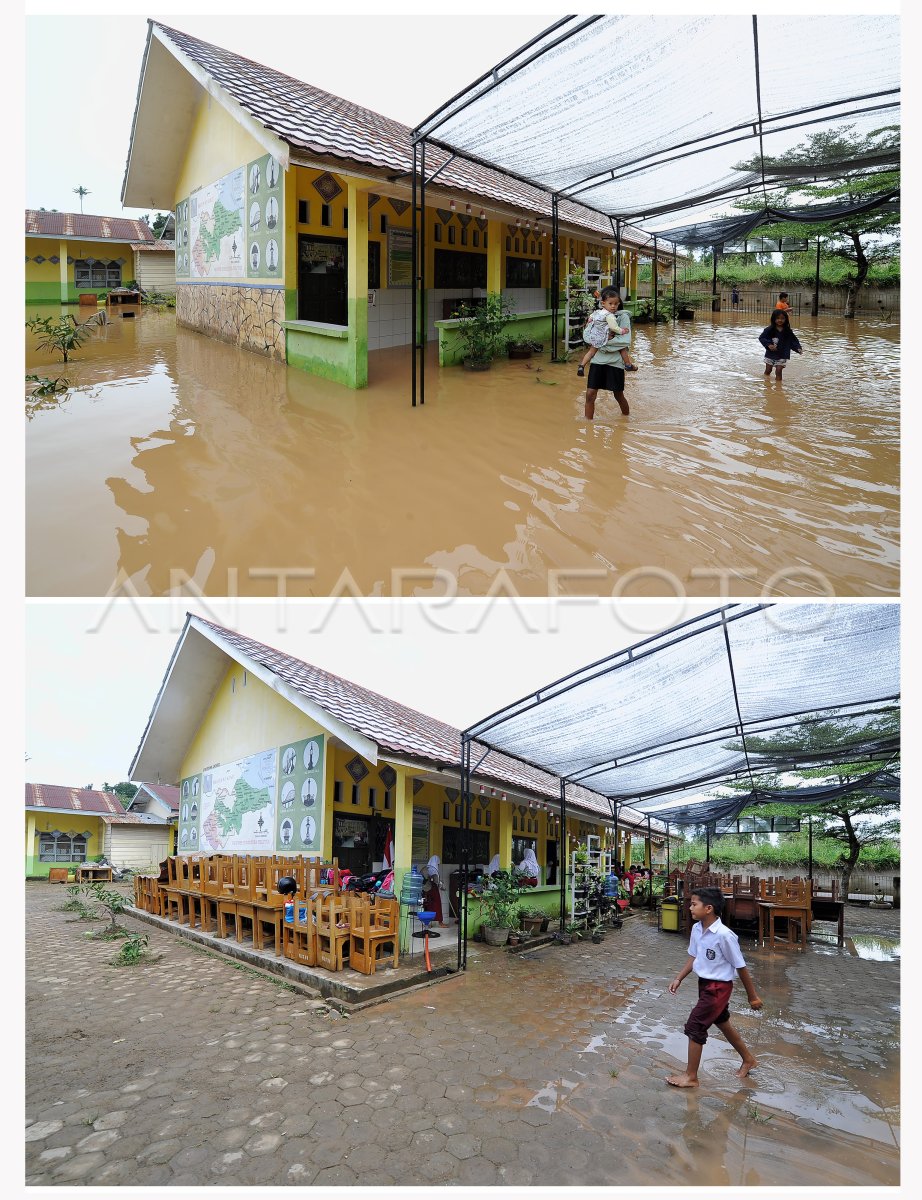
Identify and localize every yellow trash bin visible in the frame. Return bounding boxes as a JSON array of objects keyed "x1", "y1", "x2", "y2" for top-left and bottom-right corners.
[{"x1": 660, "y1": 897, "x2": 681, "y2": 932}]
